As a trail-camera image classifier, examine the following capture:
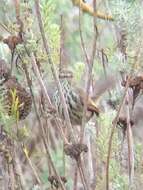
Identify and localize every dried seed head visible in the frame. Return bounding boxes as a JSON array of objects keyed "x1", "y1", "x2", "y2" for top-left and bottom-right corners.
[
  {"x1": 0, "y1": 59, "x2": 32, "y2": 120},
  {"x1": 64, "y1": 143, "x2": 88, "y2": 160},
  {"x1": 4, "y1": 77, "x2": 32, "y2": 120}
]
